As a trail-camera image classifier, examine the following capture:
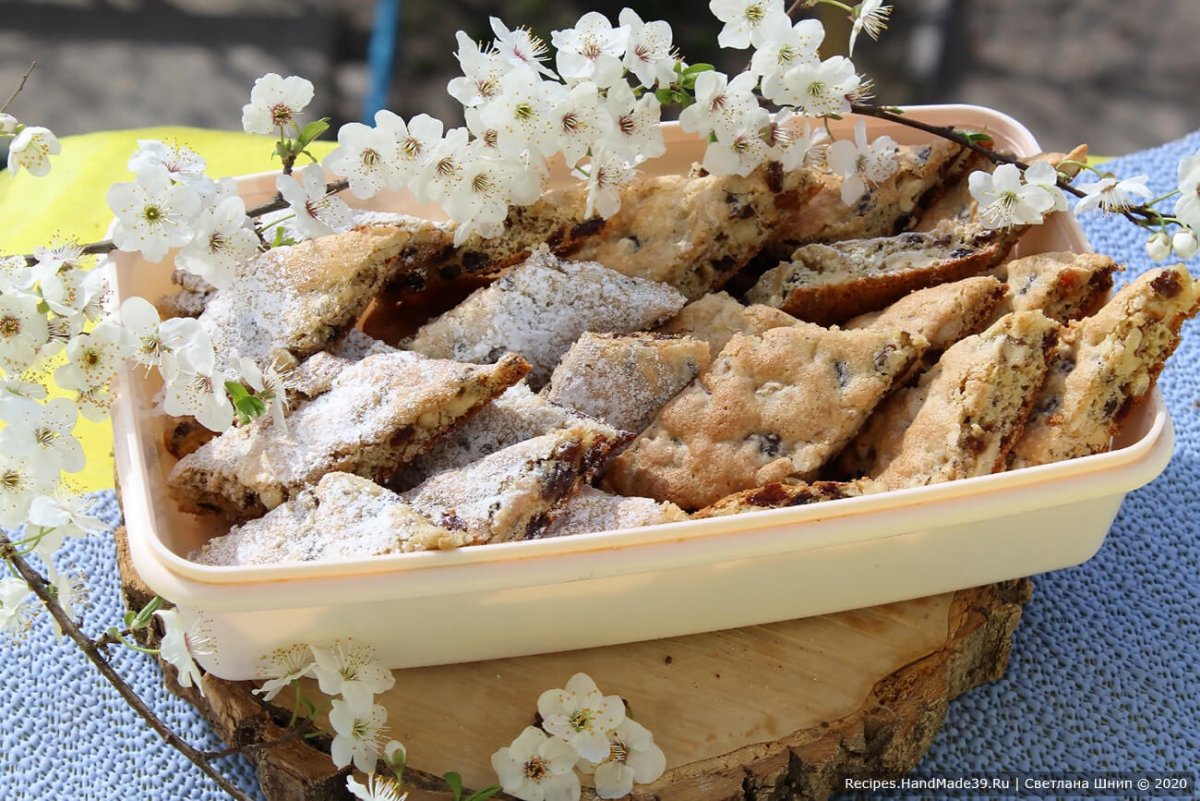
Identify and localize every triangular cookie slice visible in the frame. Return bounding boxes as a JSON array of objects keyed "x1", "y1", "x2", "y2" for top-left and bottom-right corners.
[
  {"x1": 190, "y1": 473, "x2": 468, "y2": 566},
  {"x1": 1009, "y1": 266, "x2": 1200, "y2": 468},
  {"x1": 402, "y1": 425, "x2": 630, "y2": 543},
  {"x1": 658, "y1": 291, "x2": 801, "y2": 353},
  {"x1": 745, "y1": 223, "x2": 1013, "y2": 325},
  {"x1": 405, "y1": 247, "x2": 686, "y2": 387},
  {"x1": 541, "y1": 487, "x2": 688, "y2": 538},
  {"x1": 991, "y1": 251, "x2": 1118, "y2": 325},
  {"x1": 168, "y1": 350, "x2": 530, "y2": 521},
  {"x1": 692, "y1": 479, "x2": 883, "y2": 519},
  {"x1": 544, "y1": 332, "x2": 710, "y2": 435},
  {"x1": 845, "y1": 275, "x2": 1008, "y2": 353},
  {"x1": 604, "y1": 324, "x2": 926, "y2": 510},
  {"x1": 870, "y1": 311, "x2": 1060, "y2": 489}
]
